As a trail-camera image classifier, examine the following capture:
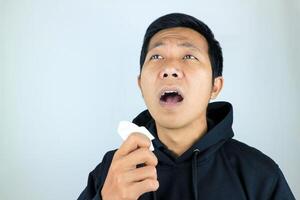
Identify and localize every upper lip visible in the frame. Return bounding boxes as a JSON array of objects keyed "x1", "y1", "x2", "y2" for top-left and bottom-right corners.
[{"x1": 158, "y1": 86, "x2": 184, "y2": 100}]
